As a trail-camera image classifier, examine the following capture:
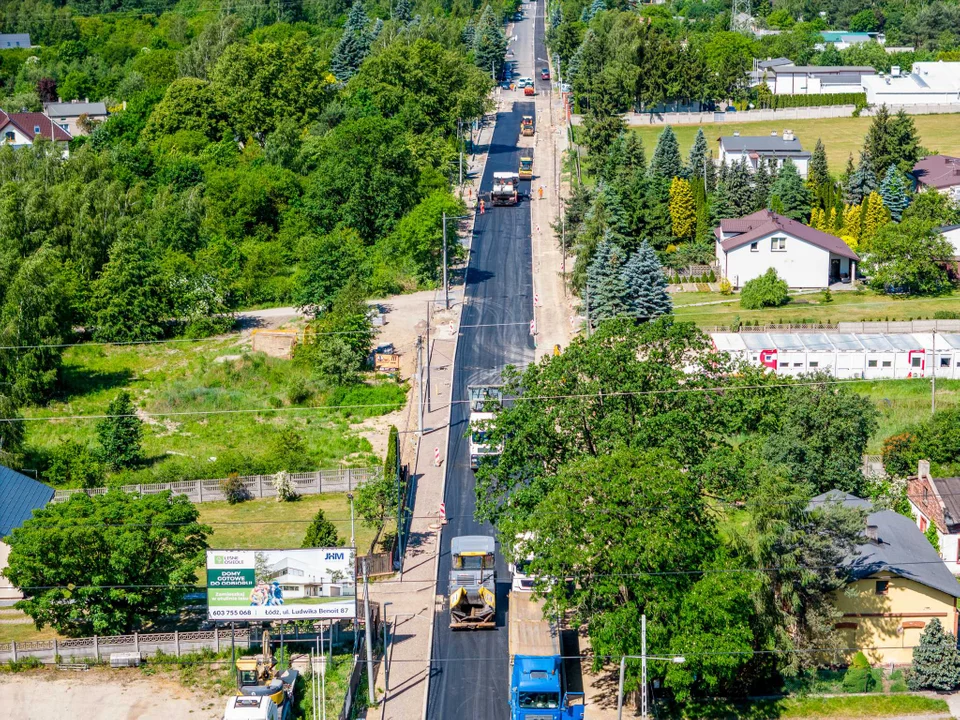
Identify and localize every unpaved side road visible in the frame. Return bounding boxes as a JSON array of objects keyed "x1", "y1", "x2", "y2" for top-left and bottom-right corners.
[{"x1": 0, "y1": 670, "x2": 223, "y2": 720}]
